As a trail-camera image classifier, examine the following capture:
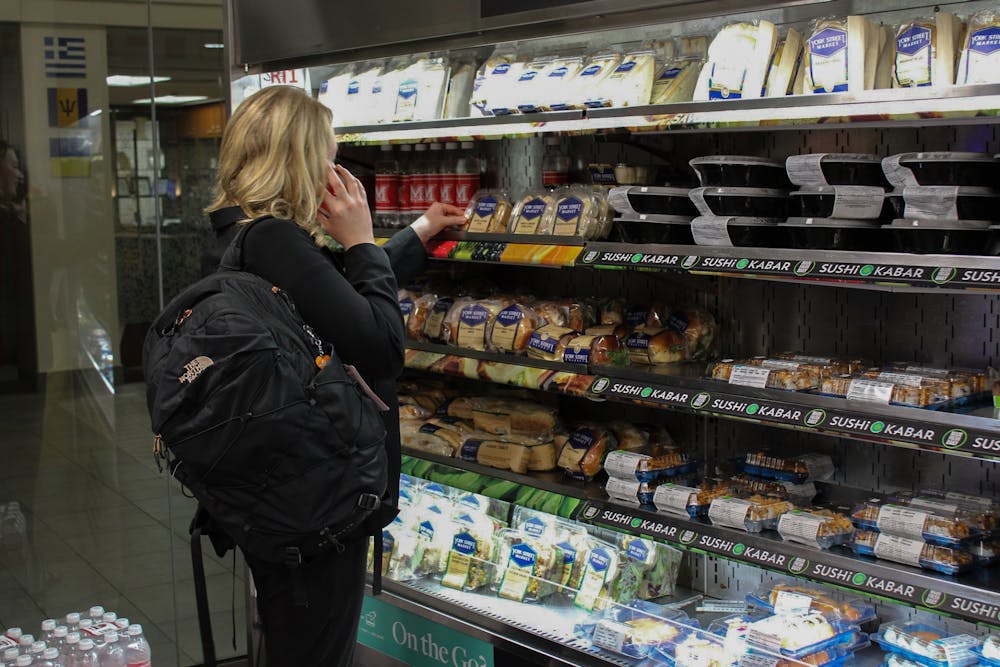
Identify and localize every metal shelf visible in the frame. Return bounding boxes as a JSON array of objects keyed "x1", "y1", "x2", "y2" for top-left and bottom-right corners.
[
  {"x1": 336, "y1": 84, "x2": 1000, "y2": 144},
  {"x1": 399, "y1": 452, "x2": 1000, "y2": 629},
  {"x1": 404, "y1": 343, "x2": 1000, "y2": 461}
]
